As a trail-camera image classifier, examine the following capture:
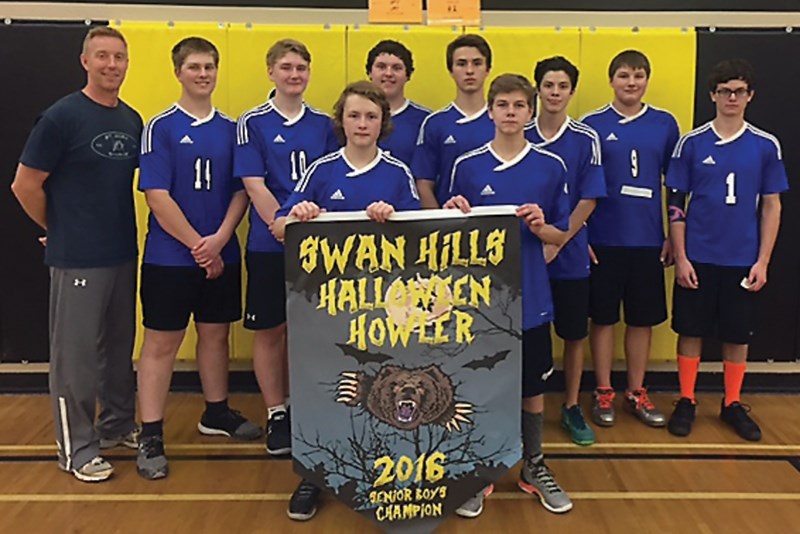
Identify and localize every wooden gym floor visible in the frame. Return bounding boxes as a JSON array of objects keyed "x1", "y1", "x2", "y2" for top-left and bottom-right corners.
[{"x1": 0, "y1": 392, "x2": 798, "y2": 534}]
